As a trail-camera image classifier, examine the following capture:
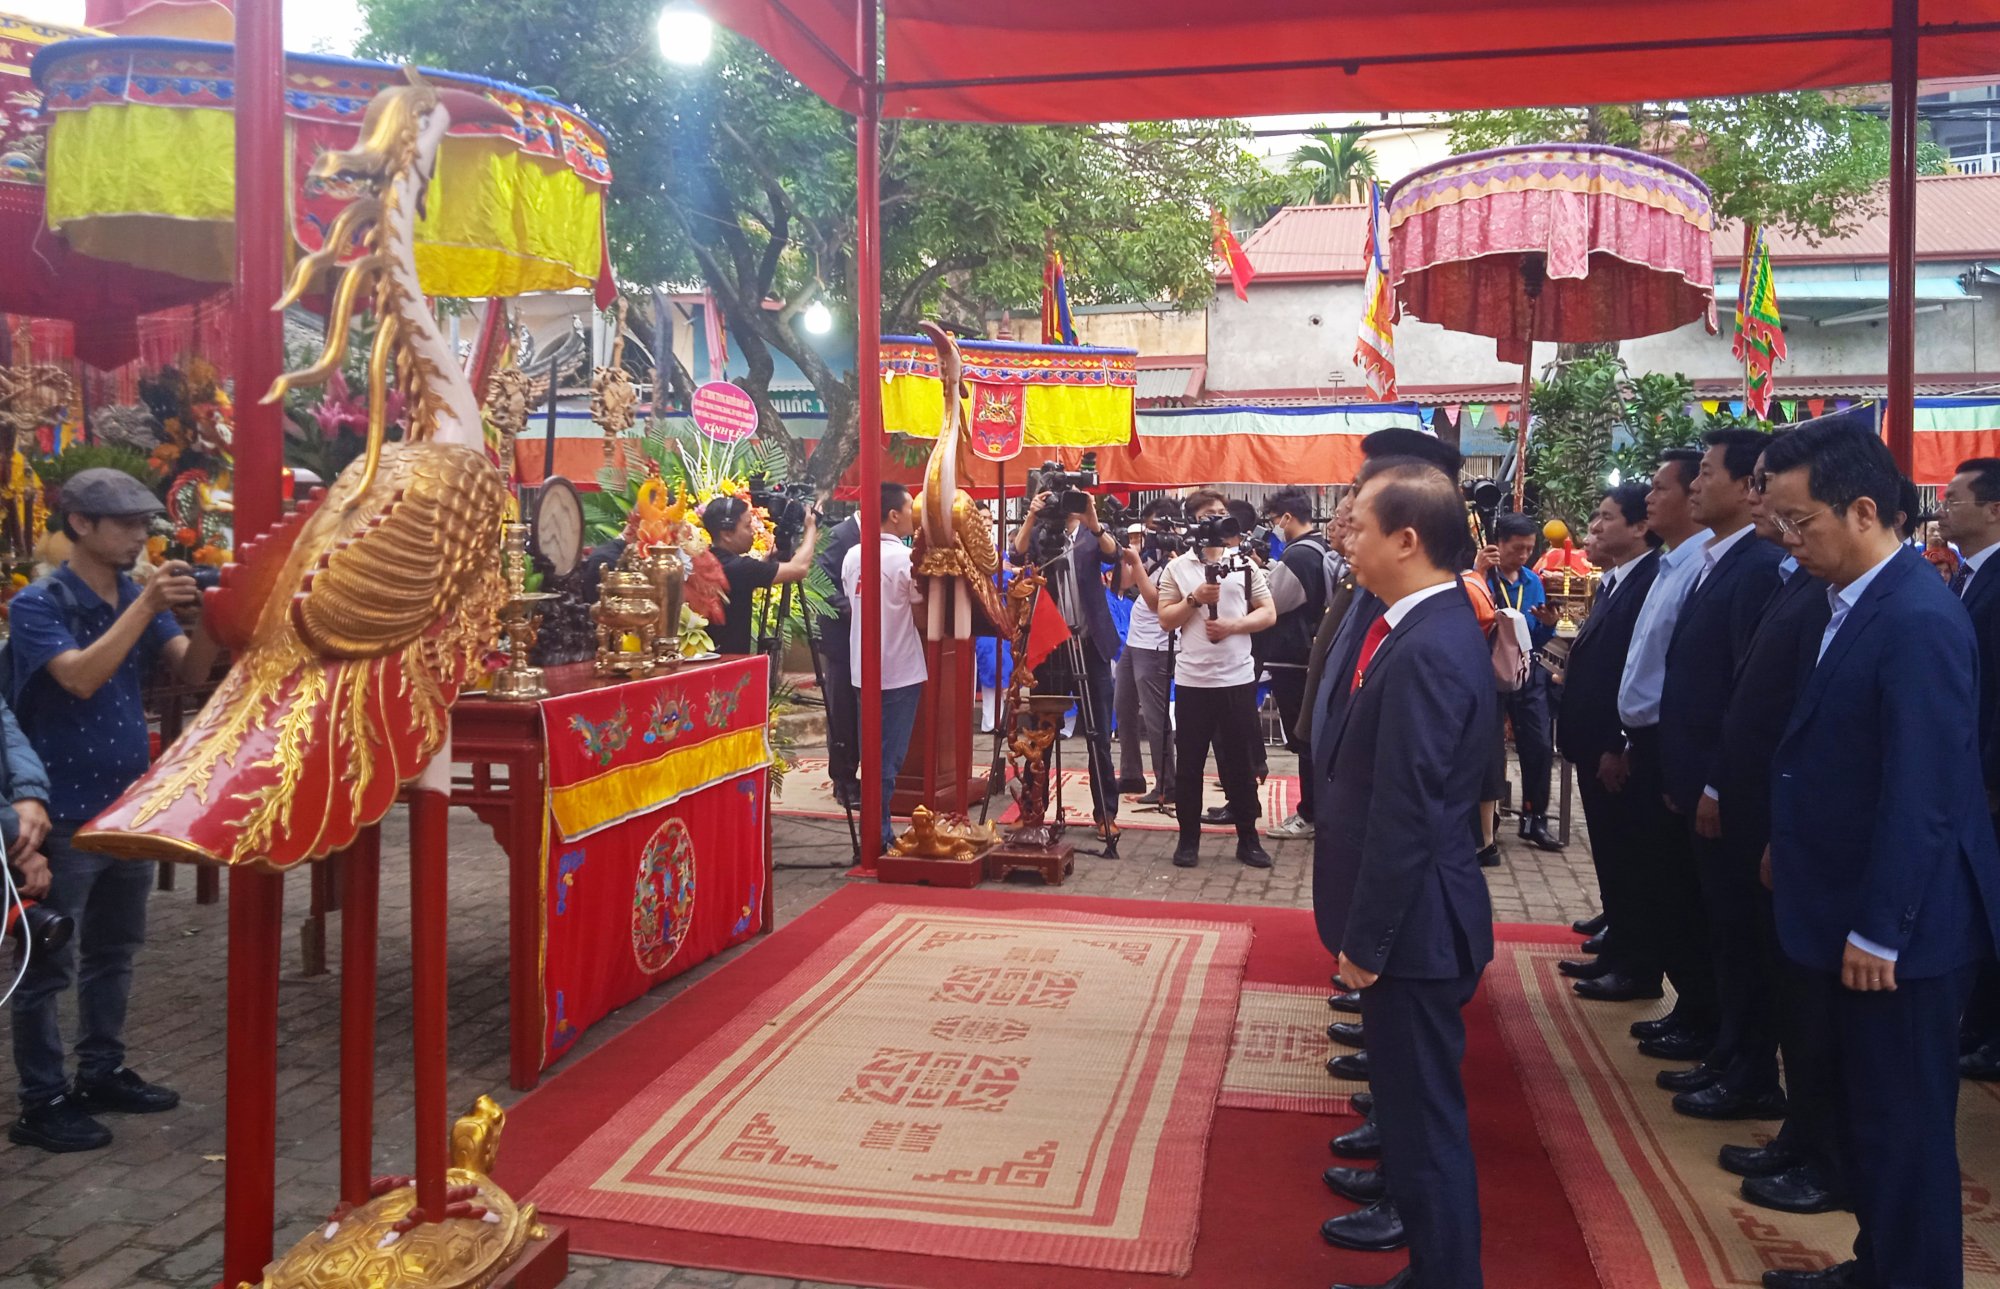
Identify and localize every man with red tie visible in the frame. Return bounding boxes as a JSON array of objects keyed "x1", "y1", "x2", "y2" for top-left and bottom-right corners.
[{"x1": 1315, "y1": 456, "x2": 1499, "y2": 1289}]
